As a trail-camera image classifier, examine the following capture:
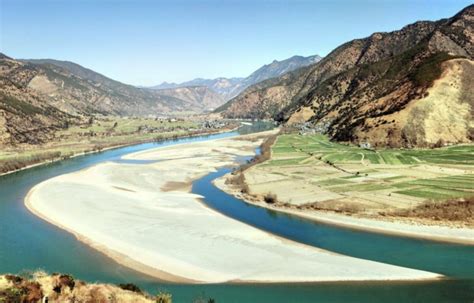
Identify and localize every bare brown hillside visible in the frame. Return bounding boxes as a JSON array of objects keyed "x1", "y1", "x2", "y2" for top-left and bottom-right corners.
[
  {"x1": 152, "y1": 86, "x2": 225, "y2": 111},
  {"x1": 0, "y1": 56, "x2": 213, "y2": 145},
  {"x1": 218, "y1": 5, "x2": 474, "y2": 147}
]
